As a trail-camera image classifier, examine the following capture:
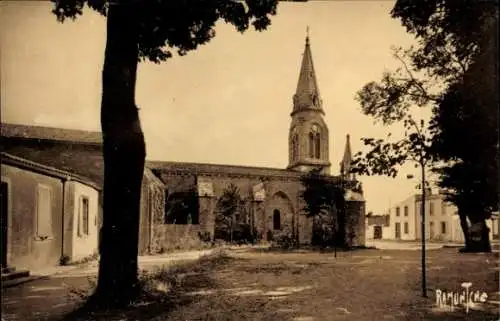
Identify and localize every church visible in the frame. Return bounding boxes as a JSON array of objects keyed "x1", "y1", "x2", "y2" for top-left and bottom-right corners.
[
  {"x1": 1, "y1": 35, "x2": 366, "y2": 265},
  {"x1": 146, "y1": 34, "x2": 366, "y2": 249}
]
